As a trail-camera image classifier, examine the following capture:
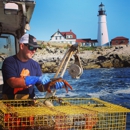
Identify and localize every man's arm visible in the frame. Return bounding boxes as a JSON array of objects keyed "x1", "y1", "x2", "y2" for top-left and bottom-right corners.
[{"x1": 6, "y1": 77, "x2": 28, "y2": 88}]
